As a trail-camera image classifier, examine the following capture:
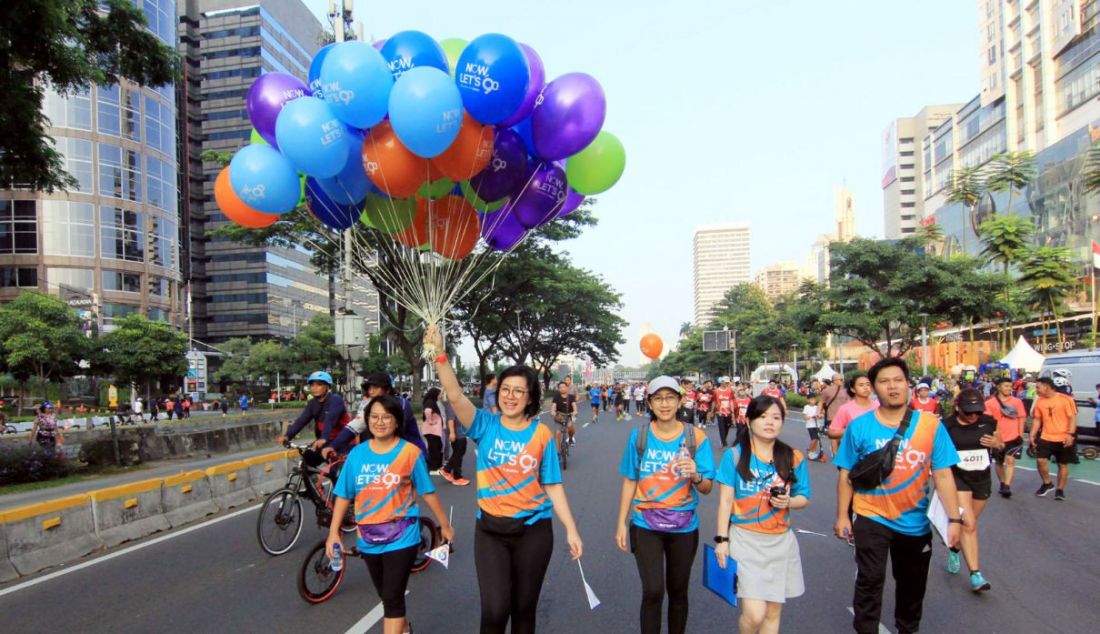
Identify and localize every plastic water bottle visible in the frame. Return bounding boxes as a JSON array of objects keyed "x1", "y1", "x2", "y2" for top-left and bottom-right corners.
[
  {"x1": 330, "y1": 543, "x2": 343, "y2": 572},
  {"x1": 676, "y1": 440, "x2": 691, "y2": 479}
]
